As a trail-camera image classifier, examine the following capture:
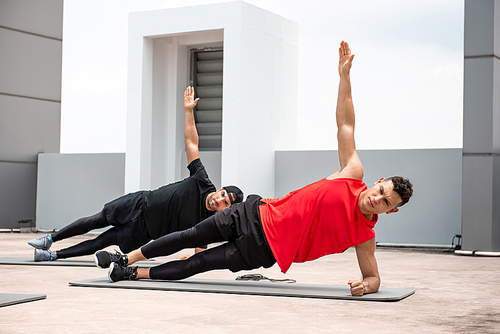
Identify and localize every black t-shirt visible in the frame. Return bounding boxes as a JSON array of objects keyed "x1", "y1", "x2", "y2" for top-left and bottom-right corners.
[{"x1": 142, "y1": 158, "x2": 216, "y2": 239}]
